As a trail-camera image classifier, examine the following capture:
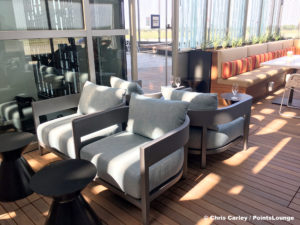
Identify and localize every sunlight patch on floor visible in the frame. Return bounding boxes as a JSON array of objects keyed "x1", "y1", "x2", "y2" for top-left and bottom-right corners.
[
  {"x1": 252, "y1": 137, "x2": 291, "y2": 174},
  {"x1": 41, "y1": 152, "x2": 59, "y2": 161},
  {"x1": 274, "y1": 89, "x2": 284, "y2": 95},
  {"x1": 0, "y1": 212, "x2": 14, "y2": 219},
  {"x1": 256, "y1": 119, "x2": 287, "y2": 135},
  {"x1": 27, "y1": 158, "x2": 40, "y2": 169},
  {"x1": 90, "y1": 184, "x2": 108, "y2": 195},
  {"x1": 180, "y1": 173, "x2": 221, "y2": 201},
  {"x1": 260, "y1": 108, "x2": 275, "y2": 114},
  {"x1": 265, "y1": 95, "x2": 275, "y2": 100},
  {"x1": 252, "y1": 114, "x2": 265, "y2": 121},
  {"x1": 196, "y1": 217, "x2": 214, "y2": 225},
  {"x1": 222, "y1": 146, "x2": 258, "y2": 166},
  {"x1": 228, "y1": 185, "x2": 244, "y2": 195}
]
